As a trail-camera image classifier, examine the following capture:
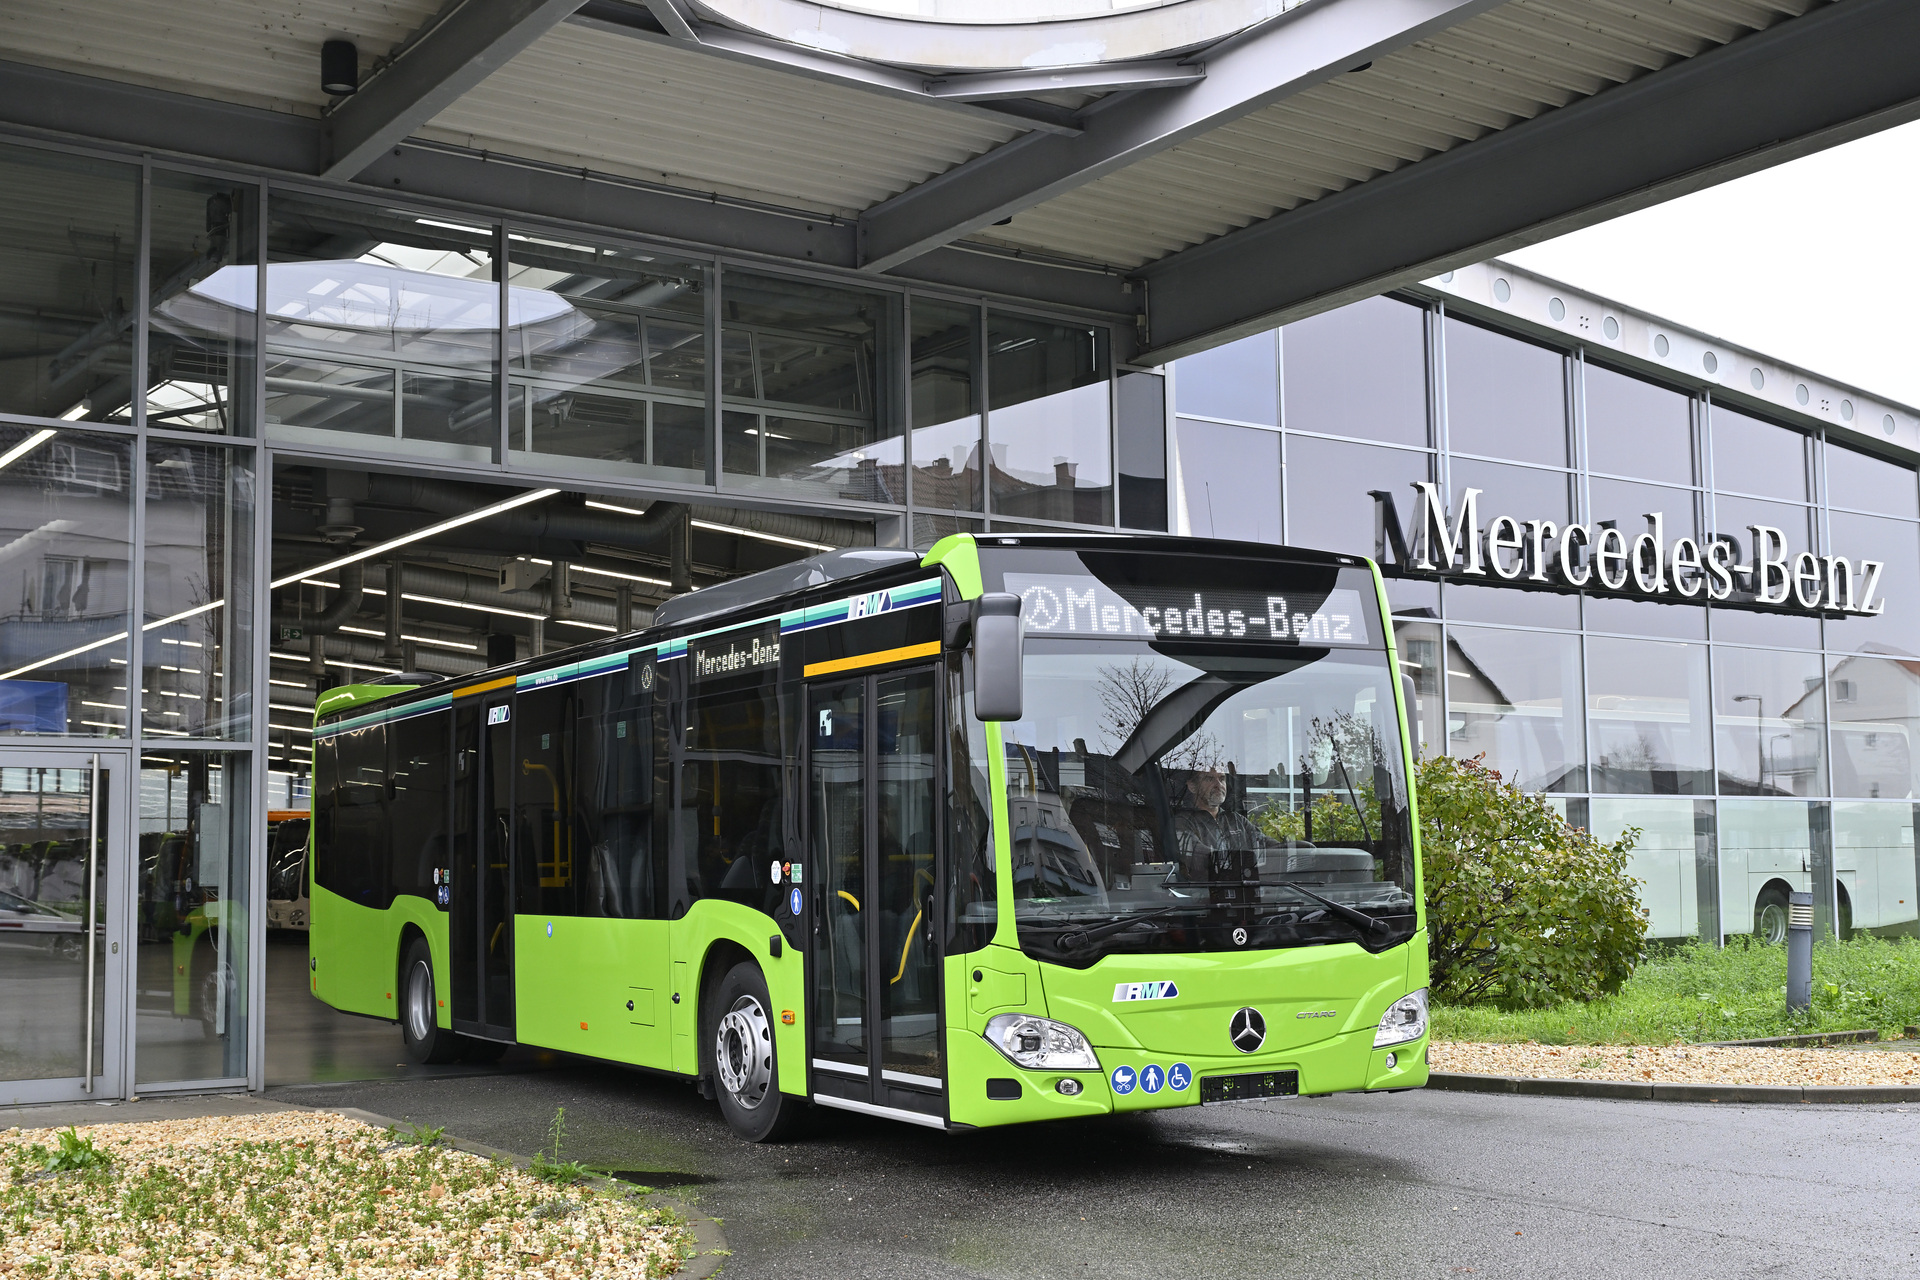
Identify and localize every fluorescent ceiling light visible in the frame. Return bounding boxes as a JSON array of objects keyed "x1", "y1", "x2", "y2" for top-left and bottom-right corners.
[
  {"x1": 584, "y1": 499, "x2": 837, "y2": 552},
  {"x1": 0, "y1": 428, "x2": 57, "y2": 471},
  {"x1": 272, "y1": 487, "x2": 560, "y2": 589}
]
